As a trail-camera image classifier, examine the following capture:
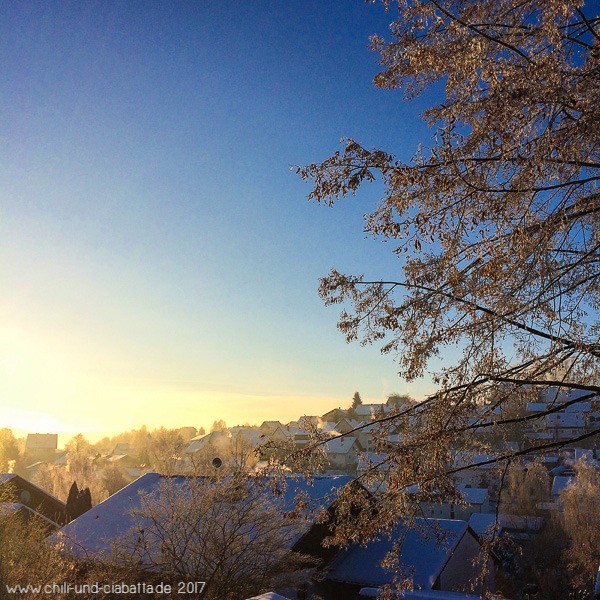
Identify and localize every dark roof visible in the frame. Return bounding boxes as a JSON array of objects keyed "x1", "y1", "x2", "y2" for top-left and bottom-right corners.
[{"x1": 0, "y1": 473, "x2": 66, "y2": 525}]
